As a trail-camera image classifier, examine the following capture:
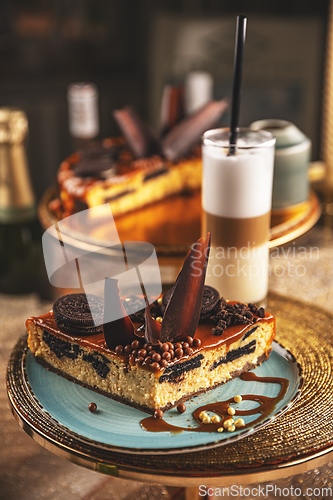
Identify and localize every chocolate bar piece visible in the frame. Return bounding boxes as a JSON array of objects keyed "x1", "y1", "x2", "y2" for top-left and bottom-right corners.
[
  {"x1": 159, "y1": 85, "x2": 185, "y2": 138},
  {"x1": 162, "y1": 99, "x2": 228, "y2": 162},
  {"x1": 113, "y1": 105, "x2": 160, "y2": 158}
]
